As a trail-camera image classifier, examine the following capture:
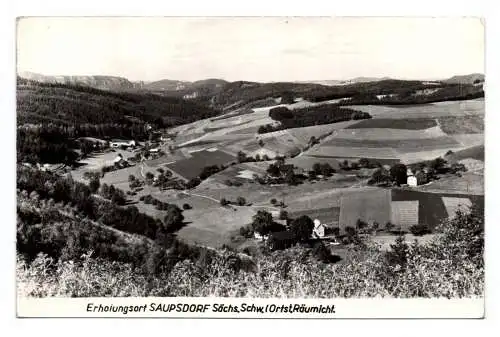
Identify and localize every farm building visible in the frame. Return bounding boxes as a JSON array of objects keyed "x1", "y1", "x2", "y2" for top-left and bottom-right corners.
[
  {"x1": 312, "y1": 219, "x2": 326, "y2": 238},
  {"x1": 407, "y1": 168, "x2": 418, "y2": 187},
  {"x1": 77, "y1": 137, "x2": 108, "y2": 147}
]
